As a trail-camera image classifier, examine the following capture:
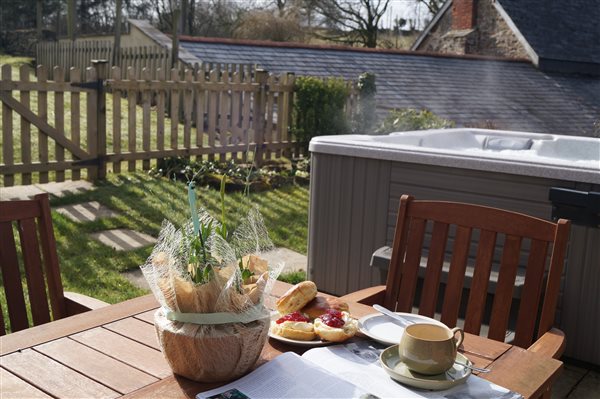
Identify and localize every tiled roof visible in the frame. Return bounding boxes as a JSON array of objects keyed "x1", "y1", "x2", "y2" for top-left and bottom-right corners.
[
  {"x1": 179, "y1": 38, "x2": 599, "y2": 137},
  {"x1": 497, "y1": 0, "x2": 600, "y2": 65}
]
